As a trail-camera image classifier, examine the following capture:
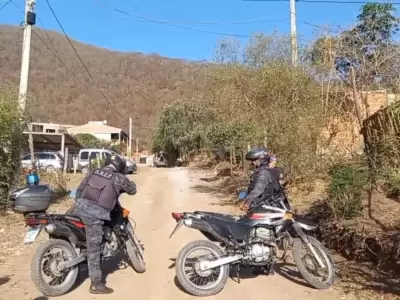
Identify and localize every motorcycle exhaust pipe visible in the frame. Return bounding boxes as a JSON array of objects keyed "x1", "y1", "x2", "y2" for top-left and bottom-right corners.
[
  {"x1": 58, "y1": 254, "x2": 86, "y2": 271},
  {"x1": 199, "y1": 255, "x2": 243, "y2": 271}
]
